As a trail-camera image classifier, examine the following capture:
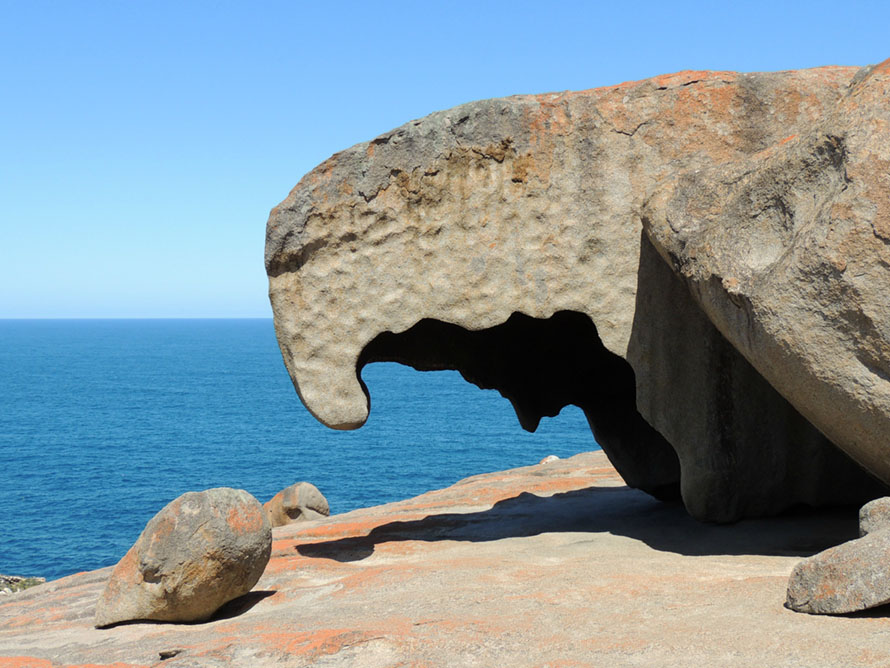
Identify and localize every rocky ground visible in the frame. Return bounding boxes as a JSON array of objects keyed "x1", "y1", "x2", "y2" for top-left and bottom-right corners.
[{"x1": 2, "y1": 450, "x2": 890, "y2": 667}]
